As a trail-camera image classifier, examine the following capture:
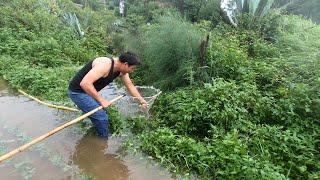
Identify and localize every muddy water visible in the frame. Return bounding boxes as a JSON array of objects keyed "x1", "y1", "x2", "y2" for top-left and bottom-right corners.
[{"x1": 0, "y1": 78, "x2": 172, "y2": 180}]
